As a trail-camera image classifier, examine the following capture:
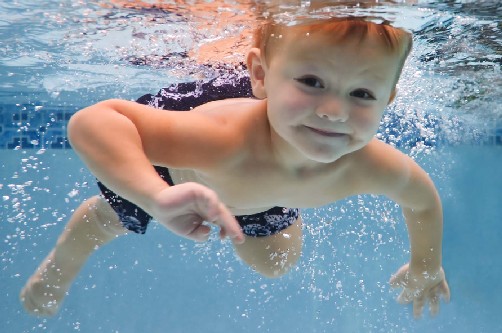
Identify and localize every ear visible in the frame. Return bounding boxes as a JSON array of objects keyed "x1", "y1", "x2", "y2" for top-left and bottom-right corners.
[
  {"x1": 246, "y1": 48, "x2": 267, "y2": 99},
  {"x1": 387, "y1": 88, "x2": 397, "y2": 105}
]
